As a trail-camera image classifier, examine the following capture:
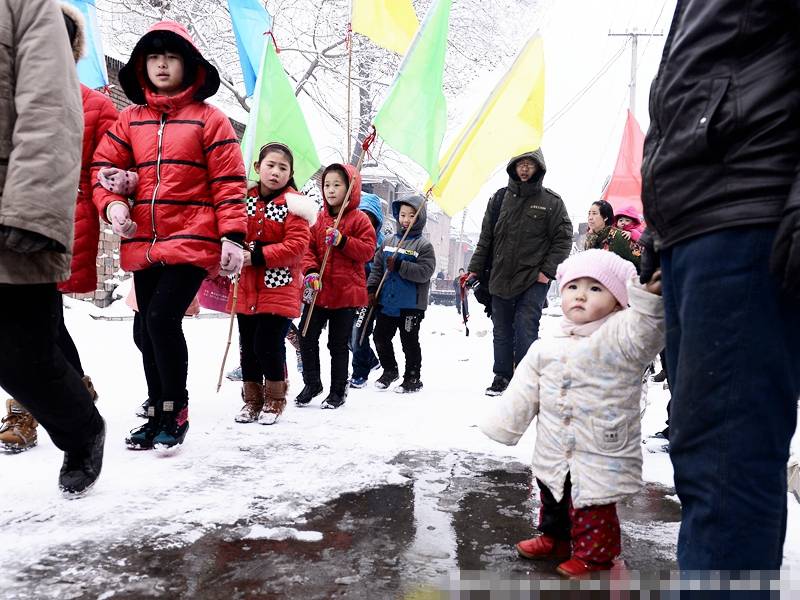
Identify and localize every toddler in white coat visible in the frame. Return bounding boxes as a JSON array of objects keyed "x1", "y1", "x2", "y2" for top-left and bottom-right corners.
[{"x1": 480, "y1": 249, "x2": 665, "y2": 577}]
